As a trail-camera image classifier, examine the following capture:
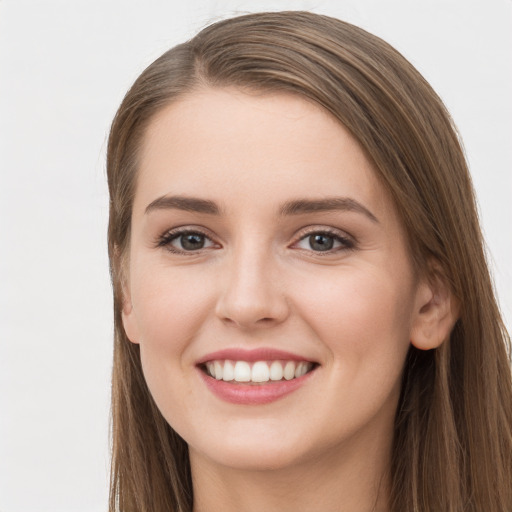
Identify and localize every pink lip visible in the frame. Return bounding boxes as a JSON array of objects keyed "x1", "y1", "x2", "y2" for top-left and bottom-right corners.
[
  {"x1": 195, "y1": 347, "x2": 318, "y2": 405},
  {"x1": 196, "y1": 347, "x2": 315, "y2": 365},
  {"x1": 197, "y1": 367, "x2": 316, "y2": 405}
]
